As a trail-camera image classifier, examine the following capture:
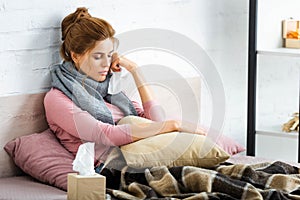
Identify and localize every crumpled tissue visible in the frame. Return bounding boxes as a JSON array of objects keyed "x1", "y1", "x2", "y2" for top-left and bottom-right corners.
[
  {"x1": 72, "y1": 142, "x2": 95, "y2": 176},
  {"x1": 108, "y1": 71, "x2": 122, "y2": 94}
]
